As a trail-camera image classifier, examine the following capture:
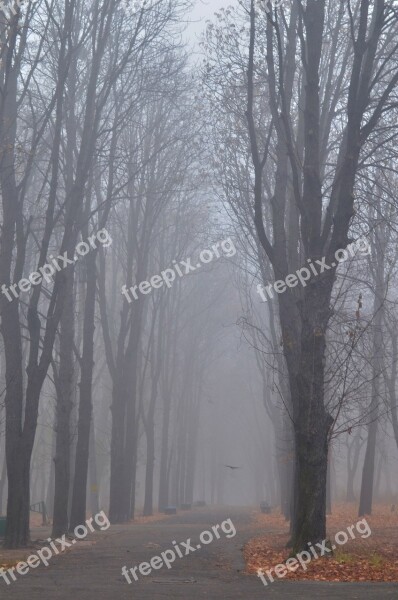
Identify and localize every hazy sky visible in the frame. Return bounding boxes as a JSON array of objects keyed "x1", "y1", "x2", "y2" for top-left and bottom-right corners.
[{"x1": 184, "y1": 0, "x2": 233, "y2": 51}]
